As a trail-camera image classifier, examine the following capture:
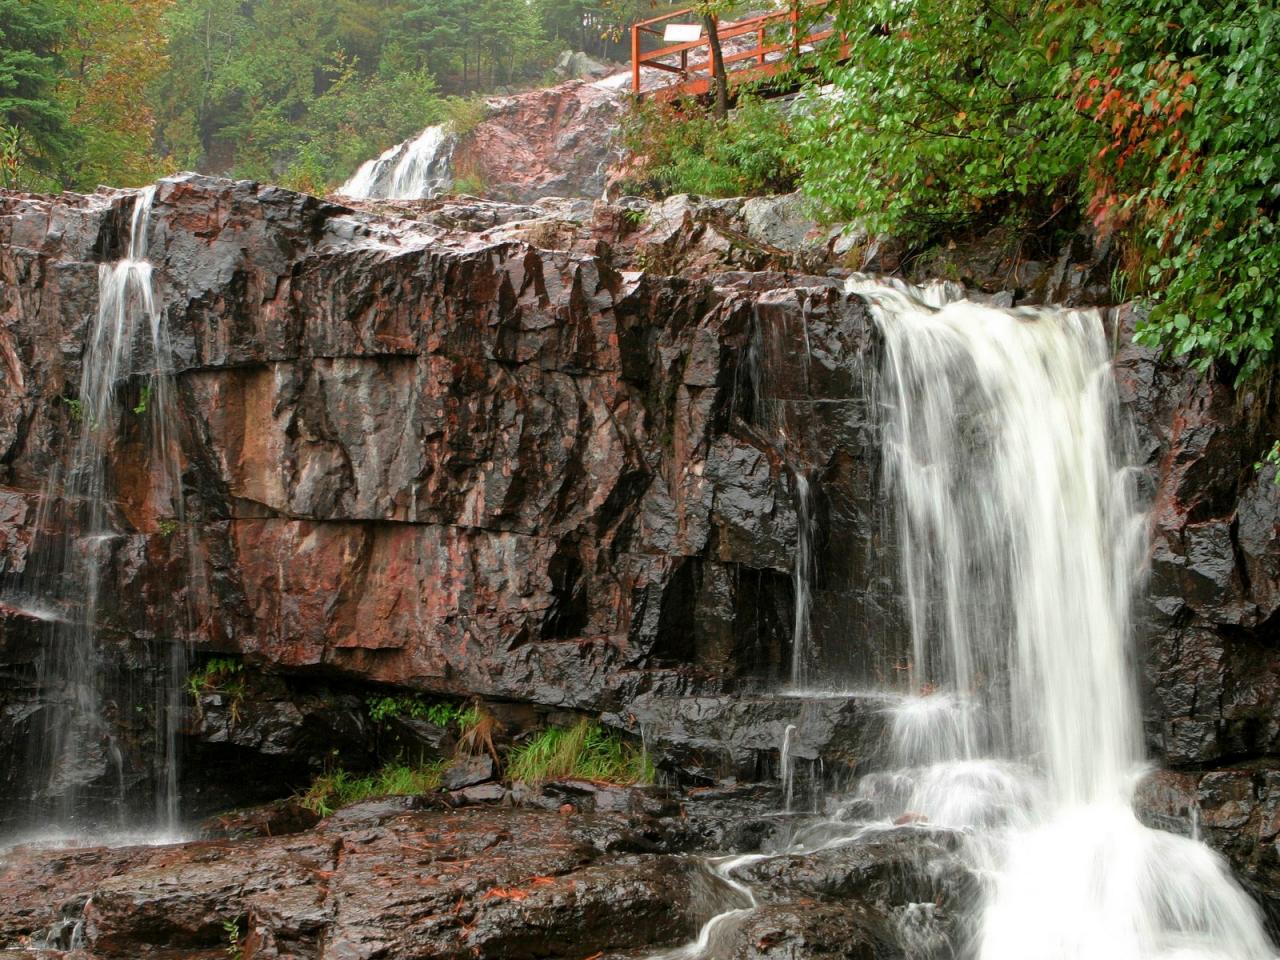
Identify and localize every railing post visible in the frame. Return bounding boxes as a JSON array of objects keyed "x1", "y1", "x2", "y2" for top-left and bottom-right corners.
[
  {"x1": 791, "y1": 2, "x2": 800, "y2": 56},
  {"x1": 632, "y1": 22, "x2": 641, "y2": 93},
  {"x1": 758, "y1": 23, "x2": 766, "y2": 65}
]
